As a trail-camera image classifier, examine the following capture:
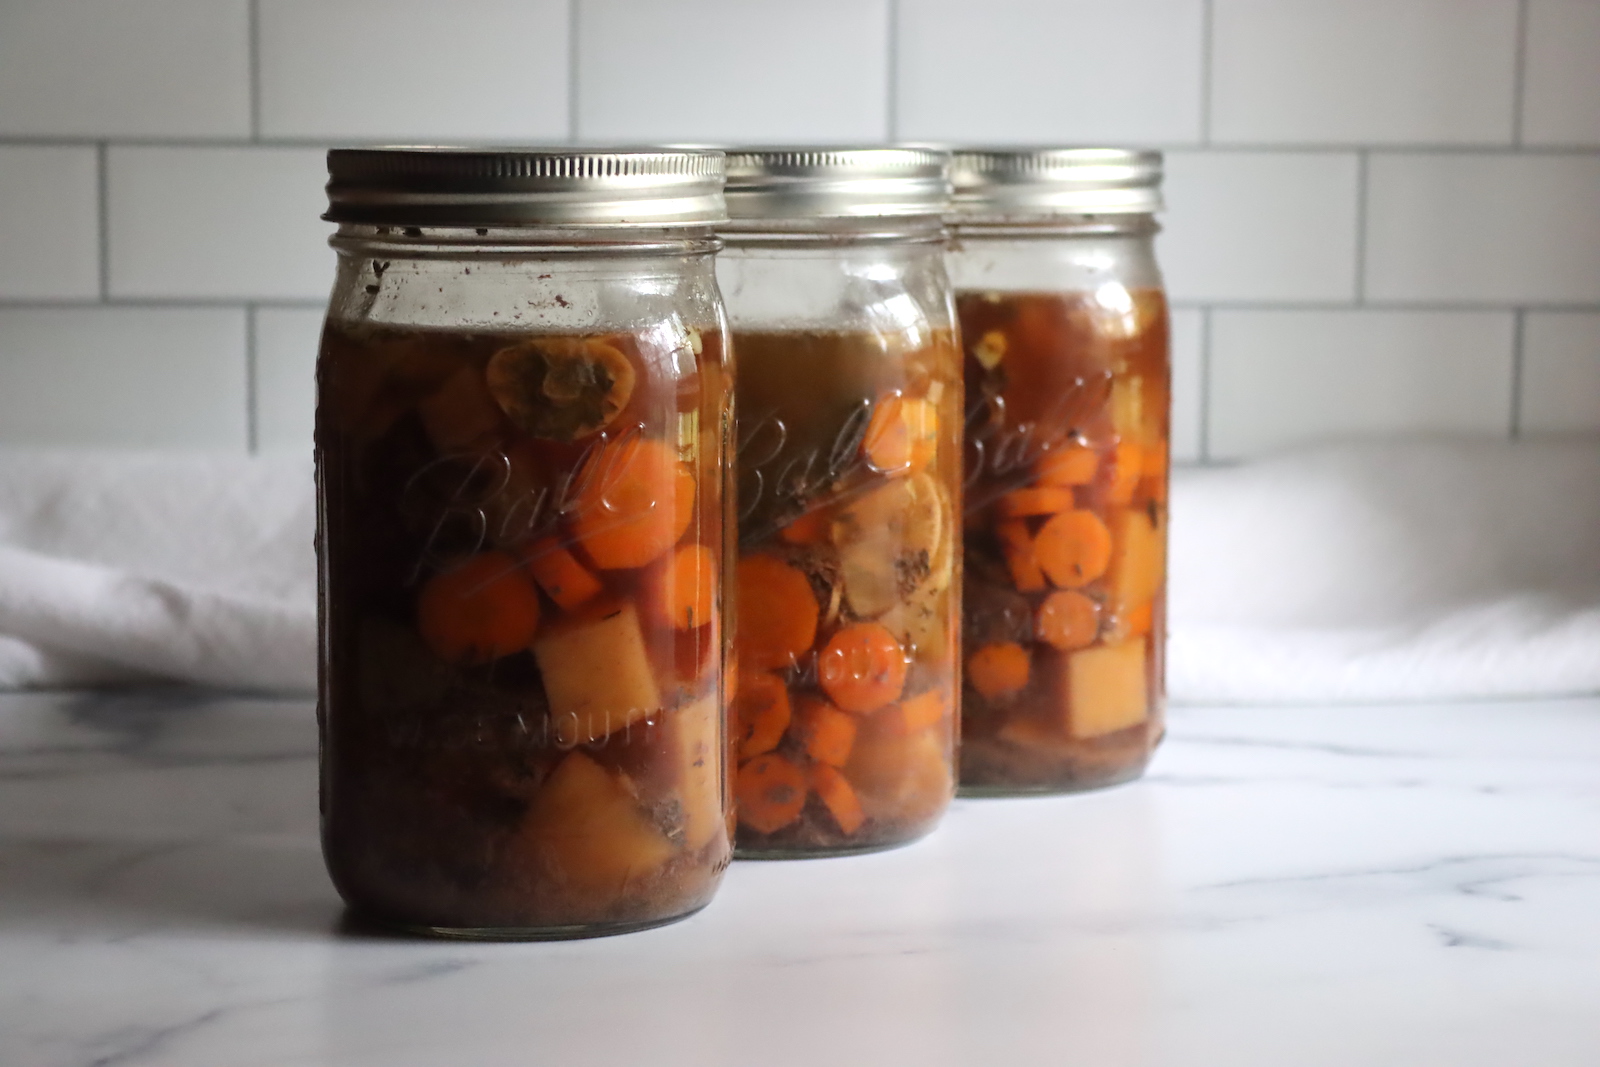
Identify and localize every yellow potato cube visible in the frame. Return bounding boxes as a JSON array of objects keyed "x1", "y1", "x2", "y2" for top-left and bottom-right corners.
[
  {"x1": 1063, "y1": 640, "x2": 1149, "y2": 739},
  {"x1": 844, "y1": 713, "x2": 952, "y2": 824},
  {"x1": 522, "y1": 752, "x2": 673, "y2": 895},
  {"x1": 534, "y1": 601, "x2": 662, "y2": 744},
  {"x1": 672, "y1": 695, "x2": 727, "y2": 853}
]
